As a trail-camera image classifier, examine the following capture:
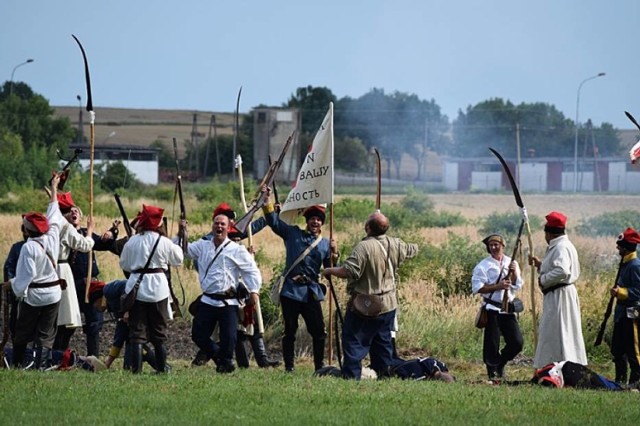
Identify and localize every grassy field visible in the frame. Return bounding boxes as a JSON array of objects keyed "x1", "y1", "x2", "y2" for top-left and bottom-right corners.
[{"x1": 1, "y1": 192, "x2": 638, "y2": 424}]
